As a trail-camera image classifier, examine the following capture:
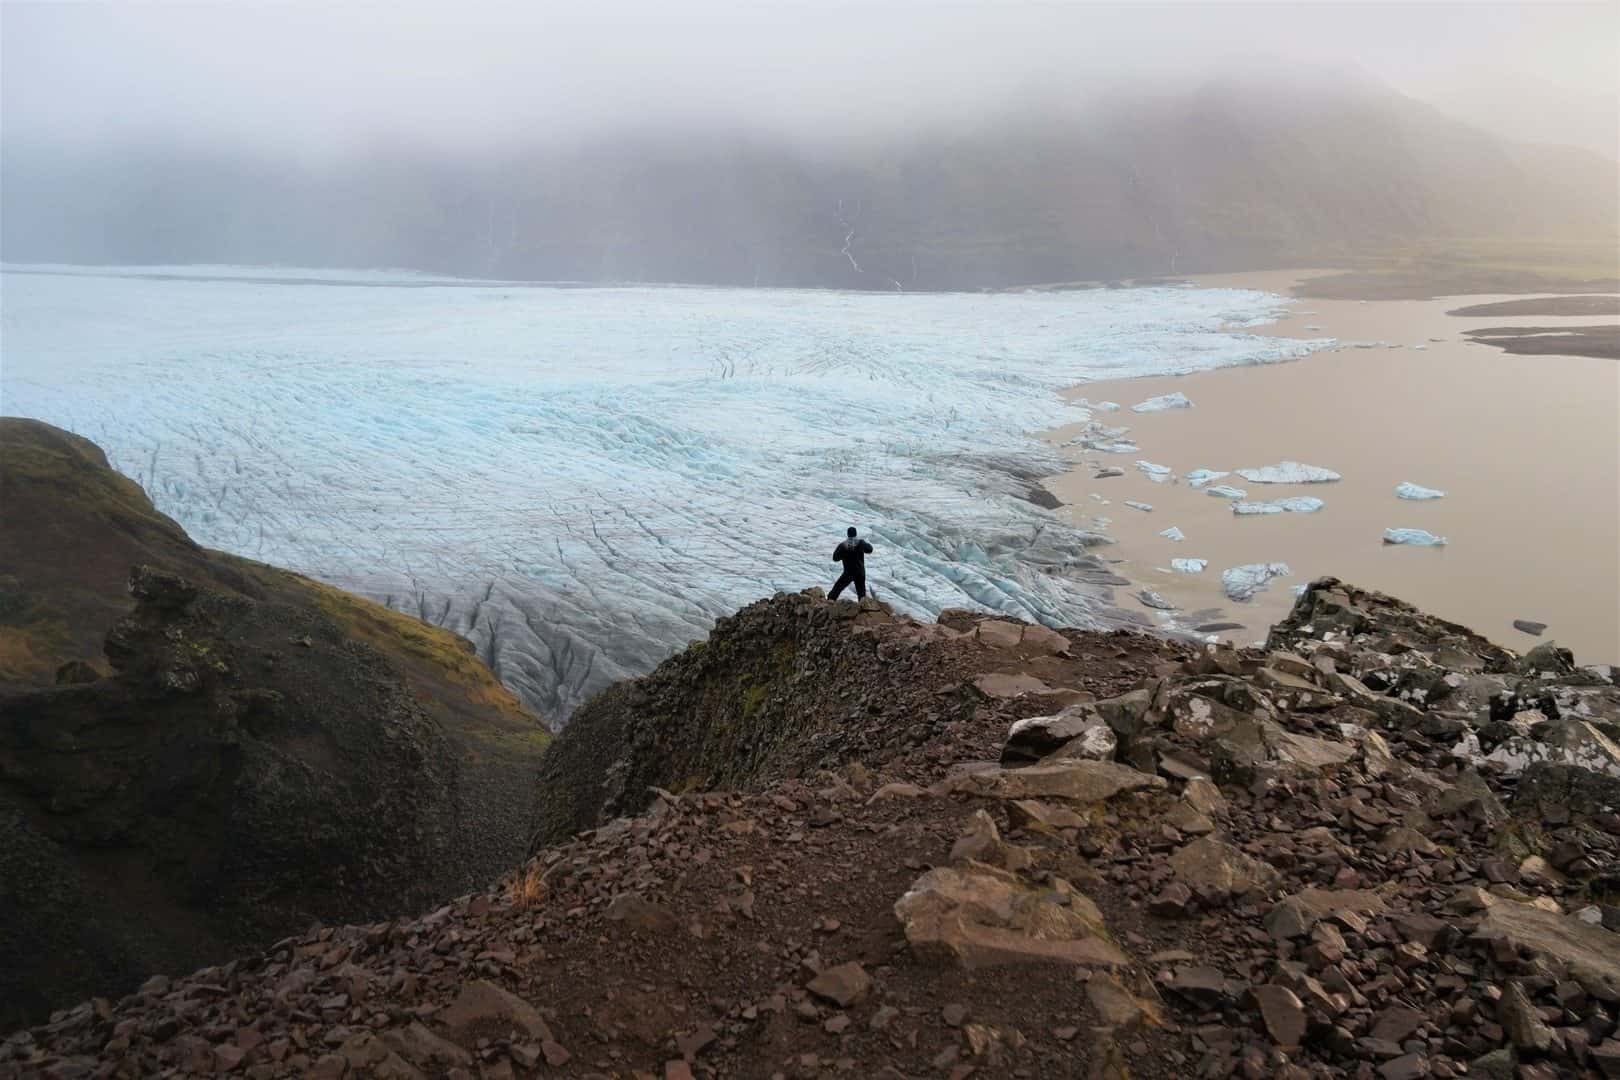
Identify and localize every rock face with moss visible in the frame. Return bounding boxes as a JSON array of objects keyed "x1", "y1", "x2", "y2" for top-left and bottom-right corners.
[{"x1": 0, "y1": 419, "x2": 551, "y2": 1029}]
